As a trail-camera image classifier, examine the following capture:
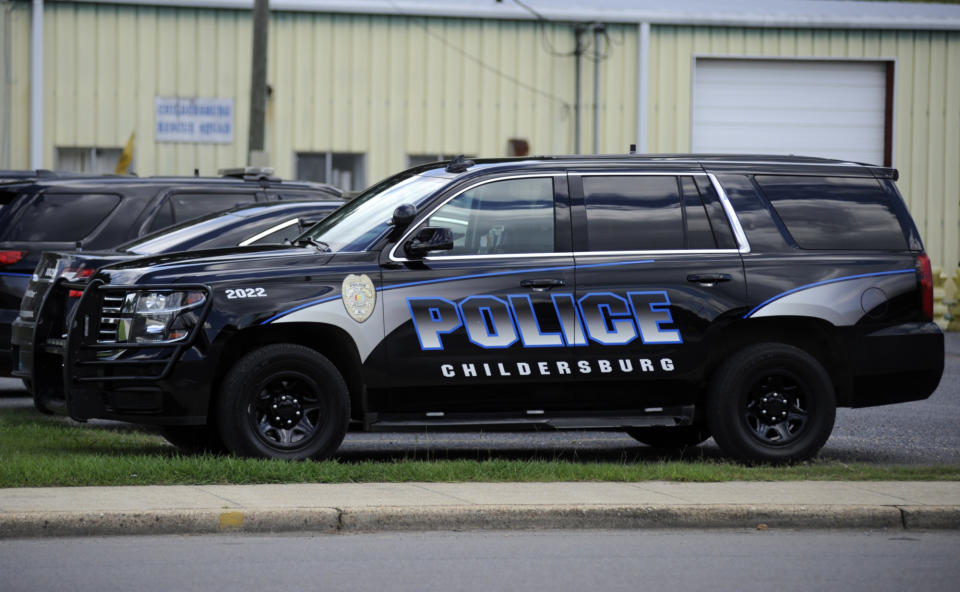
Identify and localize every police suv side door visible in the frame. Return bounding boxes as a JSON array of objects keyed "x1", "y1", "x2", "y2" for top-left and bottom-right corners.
[
  {"x1": 568, "y1": 169, "x2": 747, "y2": 396},
  {"x1": 379, "y1": 173, "x2": 576, "y2": 399}
]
